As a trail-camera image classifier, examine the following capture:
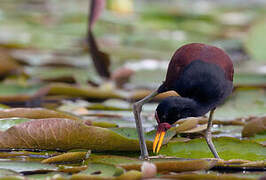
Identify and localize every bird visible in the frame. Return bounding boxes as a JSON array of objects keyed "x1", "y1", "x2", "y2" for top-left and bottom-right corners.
[{"x1": 133, "y1": 43, "x2": 234, "y2": 160}]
